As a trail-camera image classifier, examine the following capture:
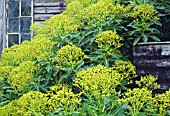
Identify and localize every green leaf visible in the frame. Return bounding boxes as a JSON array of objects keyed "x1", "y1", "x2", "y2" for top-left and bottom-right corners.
[
  {"x1": 120, "y1": 84, "x2": 128, "y2": 91},
  {"x1": 90, "y1": 36, "x2": 96, "y2": 44},
  {"x1": 58, "y1": 73, "x2": 71, "y2": 84},
  {"x1": 155, "y1": 6, "x2": 166, "y2": 10},
  {"x1": 154, "y1": 21, "x2": 162, "y2": 26},
  {"x1": 113, "y1": 102, "x2": 128, "y2": 116},
  {"x1": 83, "y1": 30, "x2": 94, "y2": 37},
  {"x1": 46, "y1": 63, "x2": 51, "y2": 73},
  {"x1": 142, "y1": 33, "x2": 148, "y2": 42},
  {"x1": 167, "y1": 110, "x2": 170, "y2": 115},
  {"x1": 157, "y1": 14, "x2": 167, "y2": 17},
  {"x1": 133, "y1": 37, "x2": 141, "y2": 46},
  {"x1": 104, "y1": 57, "x2": 109, "y2": 67},
  {"x1": 149, "y1": 35, "x2": 160, "y2": 42},
  {"x1": 146, "y1": 28, "x2": 160, "y2": 33},
  {"x1": 128, "y1": 30, "x2": 138, "y2": 36},
  {"x1": 138, "y1": 112, "x2": 146, "y2": 116},
  {"x1": 0, "y1": 100, "x2": 11, "y2": 106},
  {"x1": 75, "y1": 61, "x2": 84, "y2": 71},
  {"x1": 127, "y1": 23, "x2": 140, "y2": 30},
  {"x1": 88, "y1": 54, "x2": 103, "y2": 61},
  {"x1": 35, "y1": 60, "x2": 45, "y2": 65}
]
